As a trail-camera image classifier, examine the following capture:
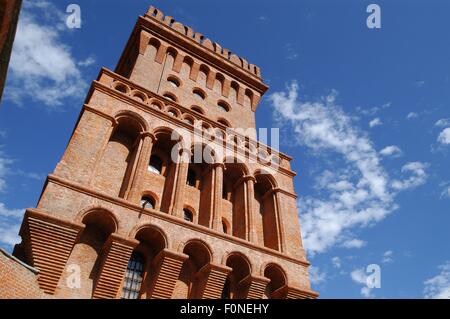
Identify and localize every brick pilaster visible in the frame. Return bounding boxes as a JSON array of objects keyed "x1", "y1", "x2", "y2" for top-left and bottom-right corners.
[{"x1": 92, "y1": 234, "x2": 139, "y2": 299}]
